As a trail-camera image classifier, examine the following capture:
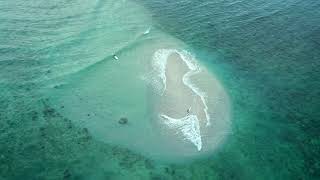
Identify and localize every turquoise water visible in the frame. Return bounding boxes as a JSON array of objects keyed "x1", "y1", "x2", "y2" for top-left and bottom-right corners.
[{"x1": 0, "y1": 0, "x2": 319, "y2": 179}]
